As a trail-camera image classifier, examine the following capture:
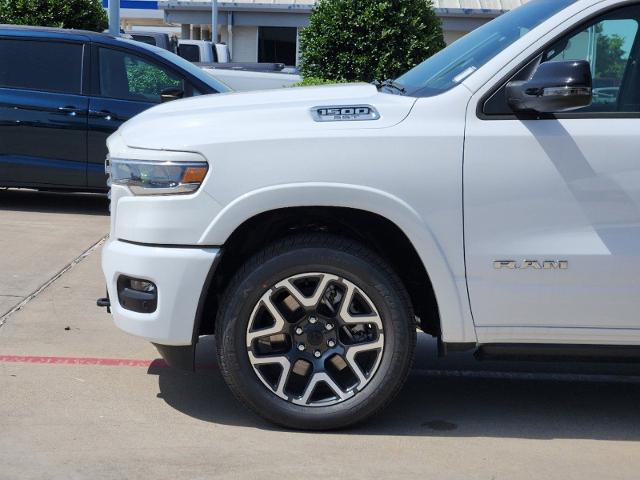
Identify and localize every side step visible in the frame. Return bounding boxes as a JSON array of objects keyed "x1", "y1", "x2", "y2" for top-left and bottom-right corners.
[{"x1": 477, "y1": 344, "x2": 640, "y2": 363}]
